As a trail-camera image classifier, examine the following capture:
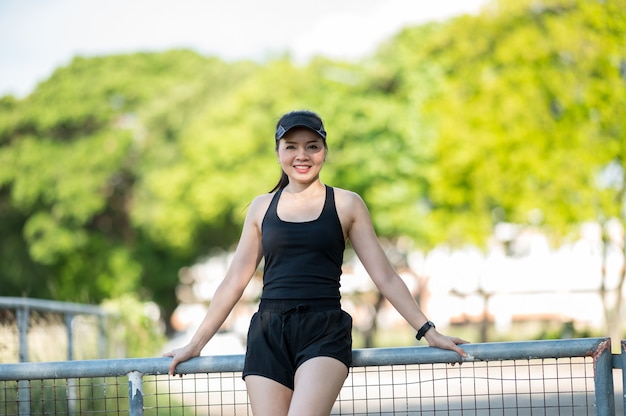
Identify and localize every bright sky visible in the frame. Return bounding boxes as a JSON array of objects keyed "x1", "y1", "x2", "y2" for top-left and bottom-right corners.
[{"x1": 0, "y1": 0, "x2": 489, "y2": 98}]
